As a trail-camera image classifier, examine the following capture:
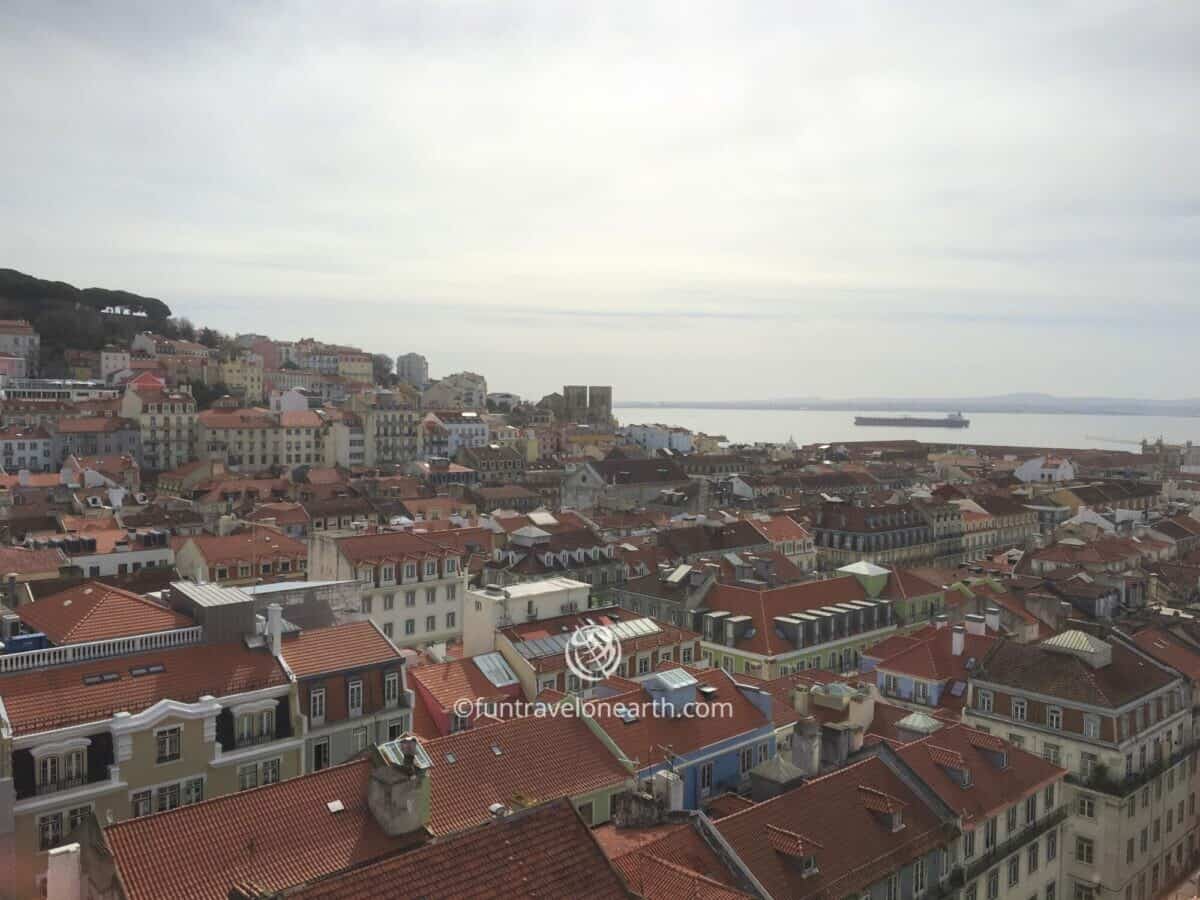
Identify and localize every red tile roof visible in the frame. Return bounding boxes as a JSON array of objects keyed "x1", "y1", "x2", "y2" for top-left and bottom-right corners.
[
  {"x1": 606, "y1": 821, "x2": 747, "y2": 896},
  {"x1": 16, "y1": 581, "x2": 194, "y2": 644},
  {"x1": 896, "y1": 723, "x2": 1065, "y2": 826},
  {"x1": 280, "y1": 621, "x2": 401, "y2": 679},
  {"x1": 1130, "y1": 627, "x2": 1200, "y2": 682},
  {"x1": 423, "y1": 715, "x2": 631, "y2": 835},
  {"x1": 409, "y1": 657, "x2": 512, "y2": 713},
  {"x1": 286, "y1": 798, "x2": 630, "y2": 900},
  {"x1": 105, "y1": 759, "x2": 400, "y2": 900},
  {"x1": 744, "y1": 513, "x2": 812, "y2": 544},
  {"x1": 714, "y1": 754, "x2": 950, "y2": 900},
  {"x1": 0, "y1": 642, "x2": 287, "y2": 736},
  {"x1": 0, "y1": 546, "x2": 67, "y2": 575},
  {"x1": 184, "y1": 529, "x2": 307, "y2": 566},
  {"x1": 871, "y1": 627, "x2": 998, "y2": 683},
  {"x1": 333, "y1": 526, "x2": 492, "y2": 565},
  {"x1": 590, "y1": 667, "x2": 771, "y2": 765}
]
